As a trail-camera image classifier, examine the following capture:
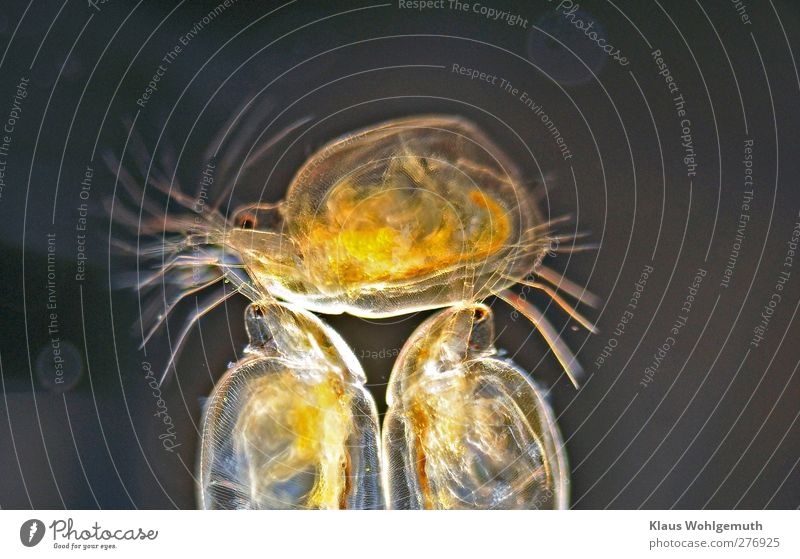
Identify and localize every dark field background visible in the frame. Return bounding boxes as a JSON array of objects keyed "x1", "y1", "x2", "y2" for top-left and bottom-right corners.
[{"x1": 0, "y1": 0, "x2": 798, "y2": 509}]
